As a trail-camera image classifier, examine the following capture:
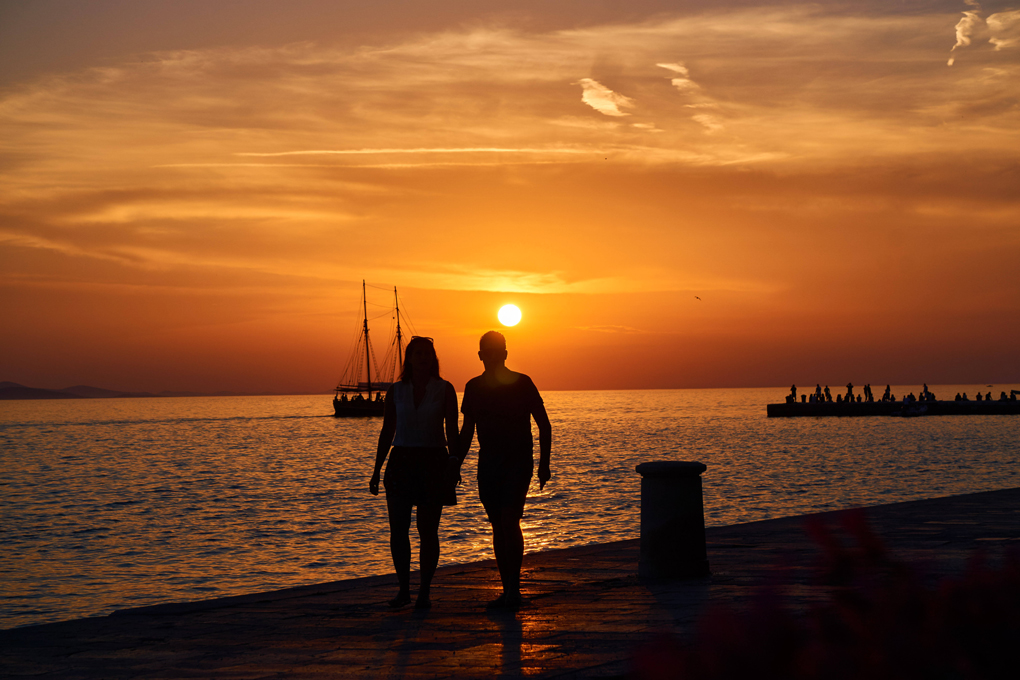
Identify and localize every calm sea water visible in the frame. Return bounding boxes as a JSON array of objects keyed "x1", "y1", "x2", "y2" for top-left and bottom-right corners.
[{"x1": 2, "y1": 386, "x2": 1018, "y2": 629}]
